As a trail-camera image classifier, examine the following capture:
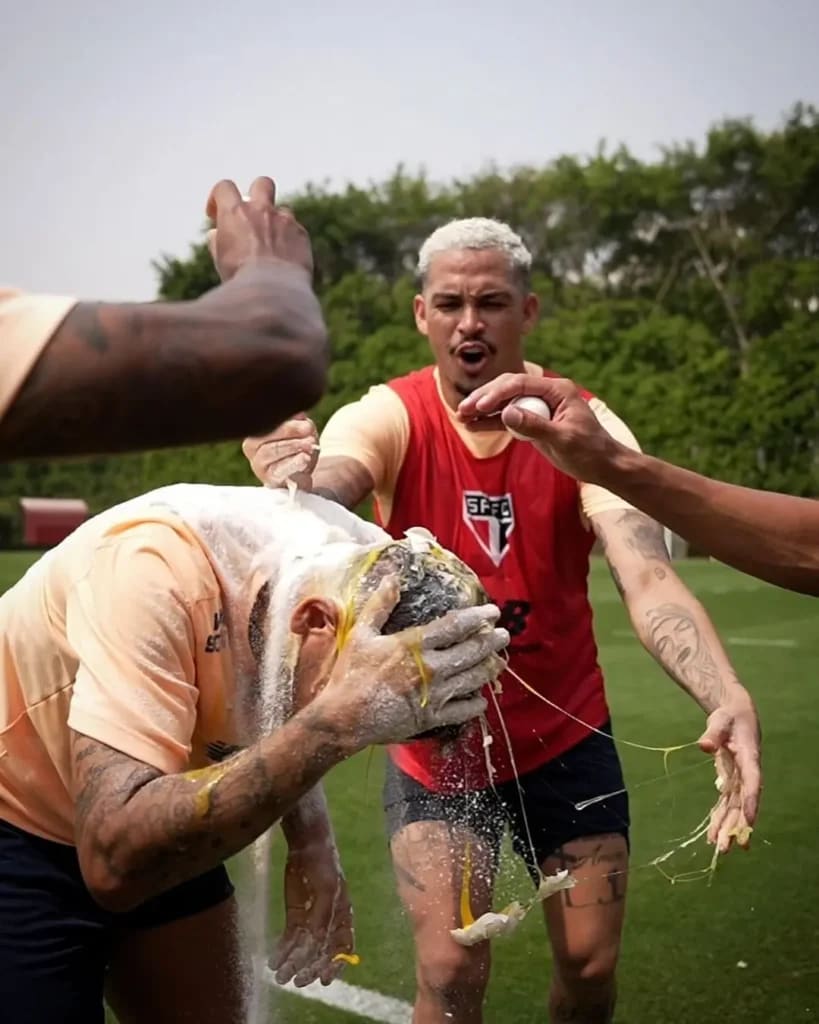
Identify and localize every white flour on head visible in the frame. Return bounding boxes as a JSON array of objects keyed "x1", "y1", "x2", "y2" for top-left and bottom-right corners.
[
  {"x1": 58, "y1": 484, "x2": 390, "y2": 746},
  {"x1": 107, "y1": 483, "x2": 391, "y2": 738}
]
